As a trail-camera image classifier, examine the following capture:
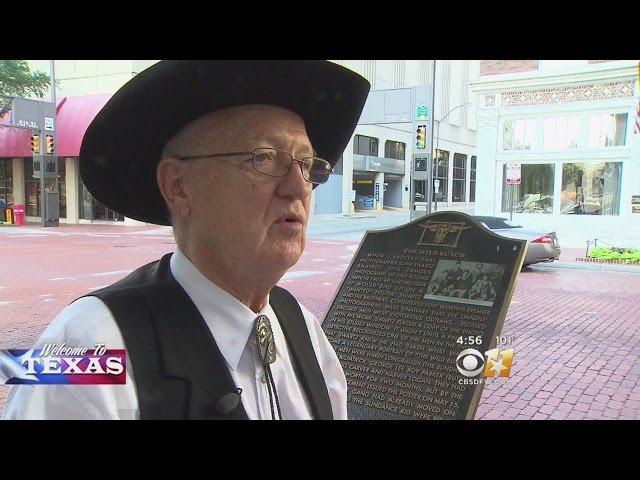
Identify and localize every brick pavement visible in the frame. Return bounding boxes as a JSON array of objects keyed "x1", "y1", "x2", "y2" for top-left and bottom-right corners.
[{"x1": 0, "y1": 224, "x2": 638, "y2": 419}]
